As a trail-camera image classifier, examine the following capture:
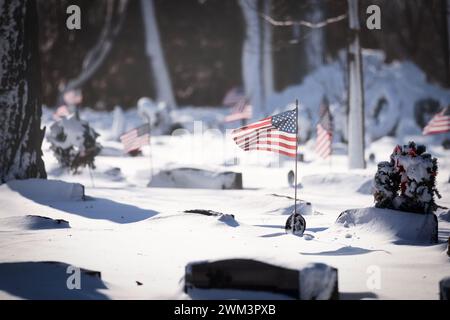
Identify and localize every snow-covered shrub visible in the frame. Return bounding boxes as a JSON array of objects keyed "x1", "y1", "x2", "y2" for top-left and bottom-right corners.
[
  {"x1": 137, "y1": 97, "x2": 173, "y2": 135},
  {"x1": 47, "y1": 115, "x2": 102, "y2": 173},
  {"x1": 266, "y1": 50, "x2": 450, "y2": 142},
  {"x1": 373, "y1": 141, "x2": 440, "y2": 214}
]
